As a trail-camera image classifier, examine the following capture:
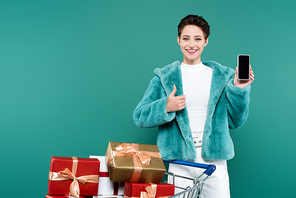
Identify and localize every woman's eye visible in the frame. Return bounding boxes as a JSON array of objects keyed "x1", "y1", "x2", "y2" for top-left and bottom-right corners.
[
  {"x1": 183, "y1": 38, "x2": 189, "y2": 40},
  {"x1": 195, "y1": 38, "x2": 202, "y2": 41}
]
